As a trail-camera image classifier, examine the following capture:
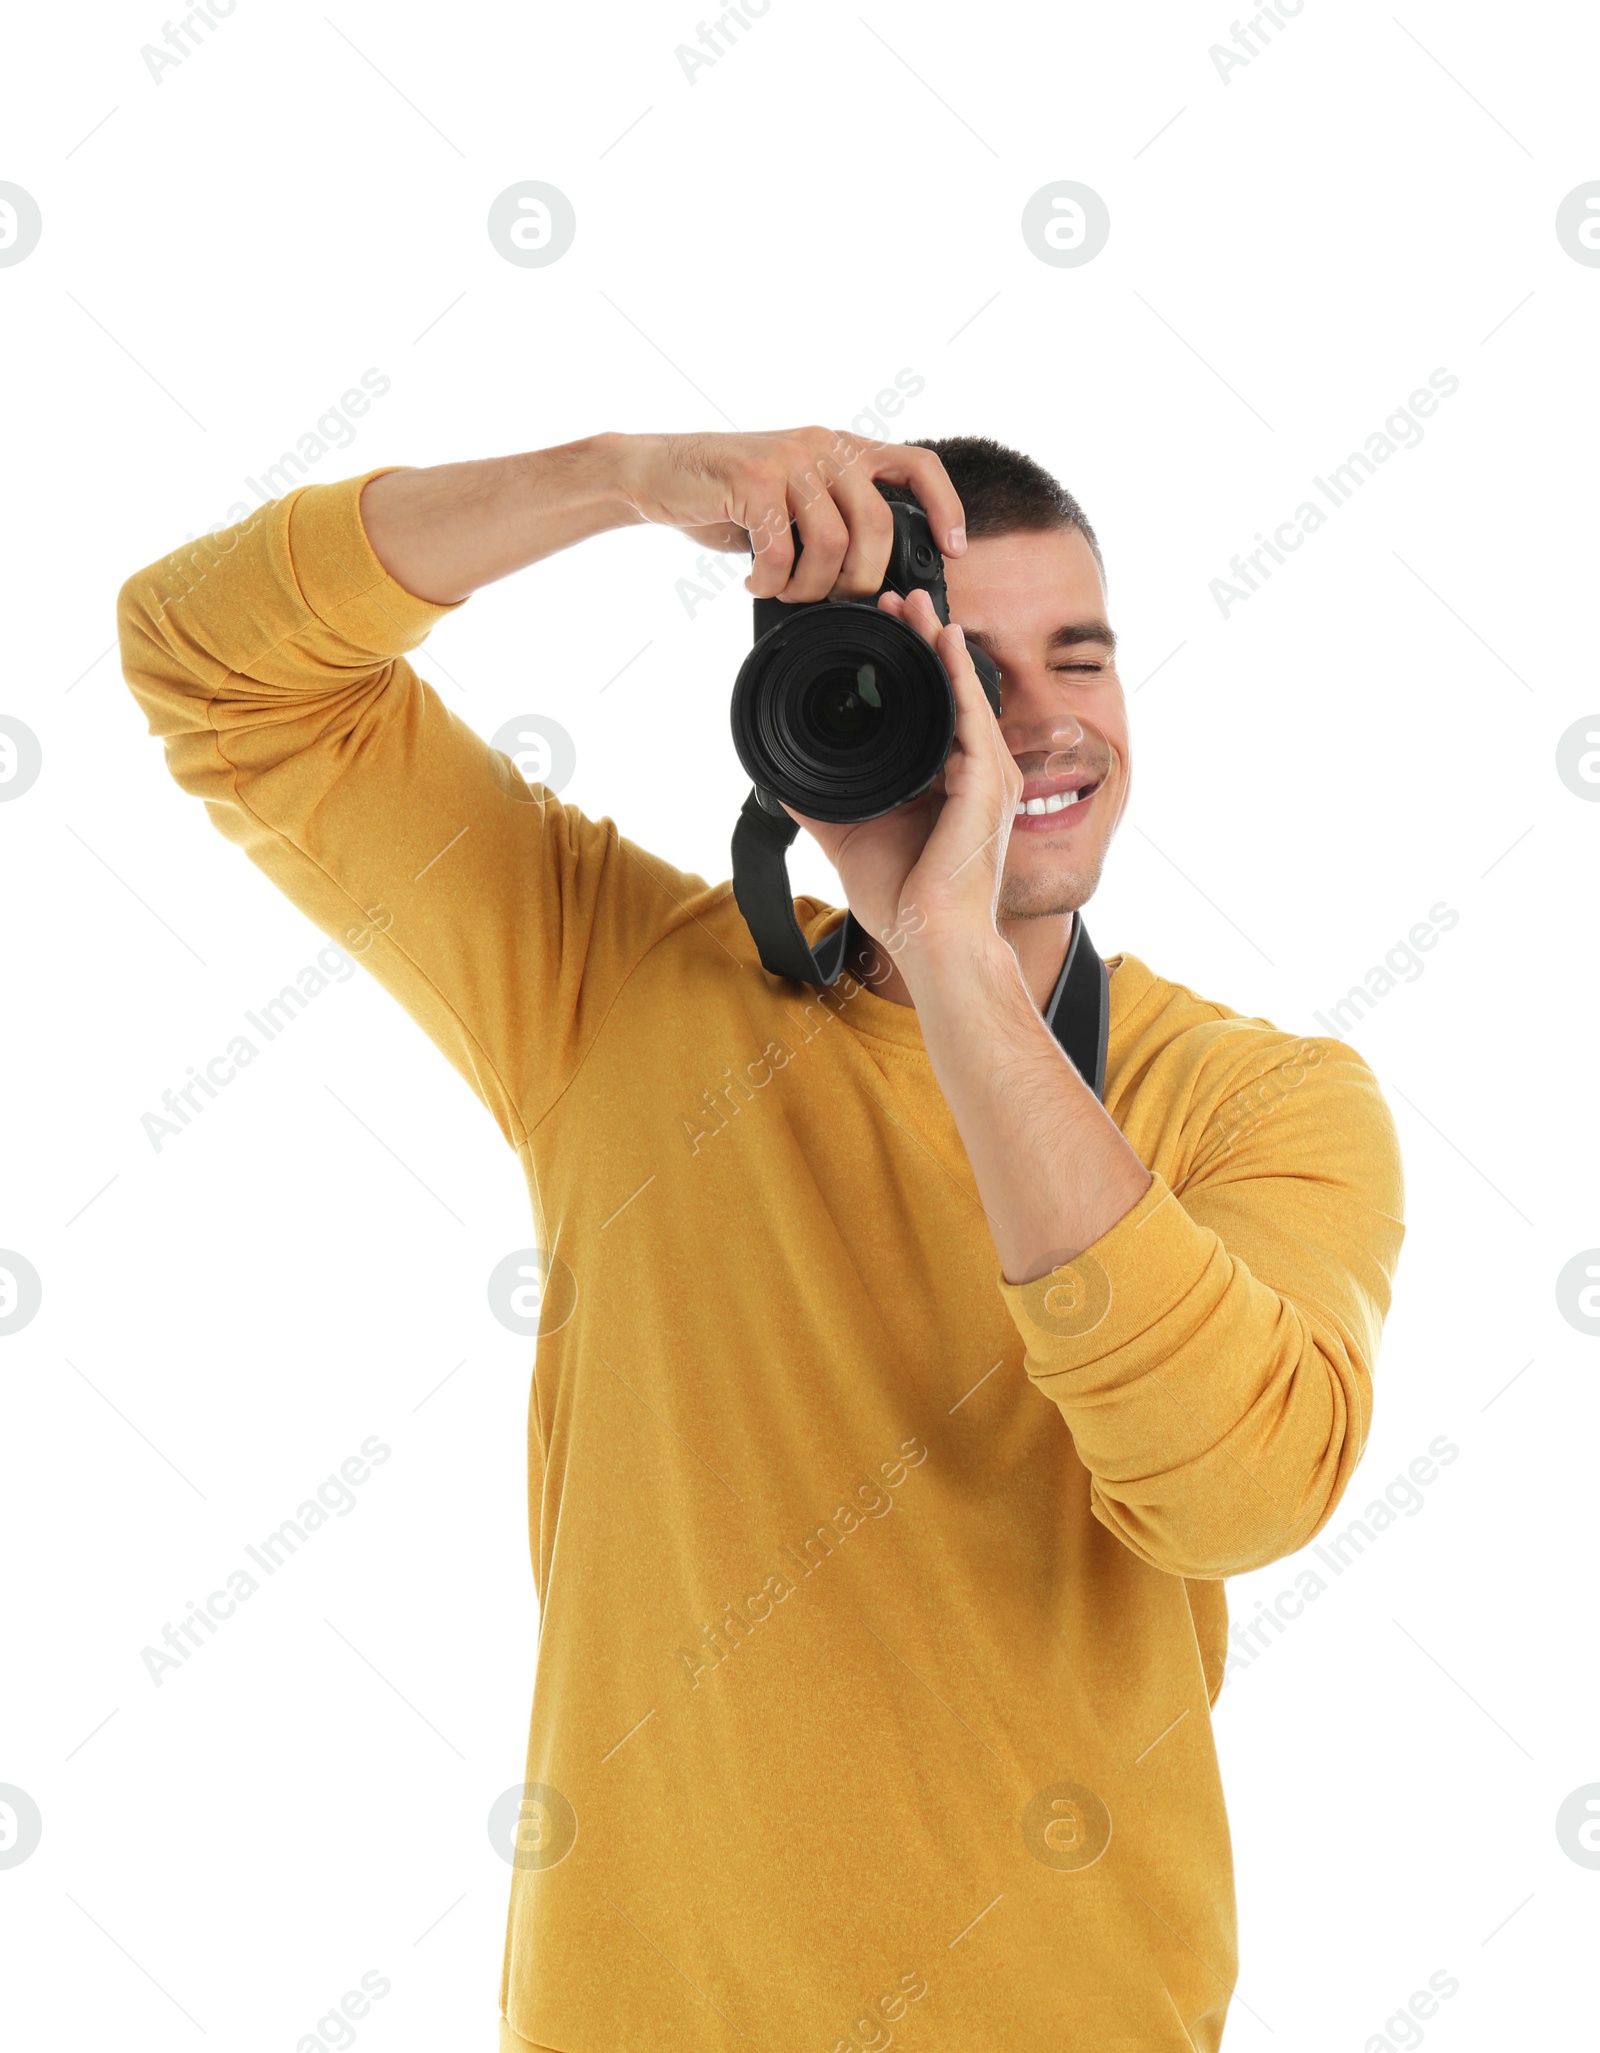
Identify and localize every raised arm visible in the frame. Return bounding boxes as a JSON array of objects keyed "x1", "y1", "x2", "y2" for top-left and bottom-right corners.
[
  {"x1": 116, "y1": 428, "x2": 967, "y2": 1144},
  {"x1": 354, "y1": 424, "x2": 968, "y2": 605}
]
